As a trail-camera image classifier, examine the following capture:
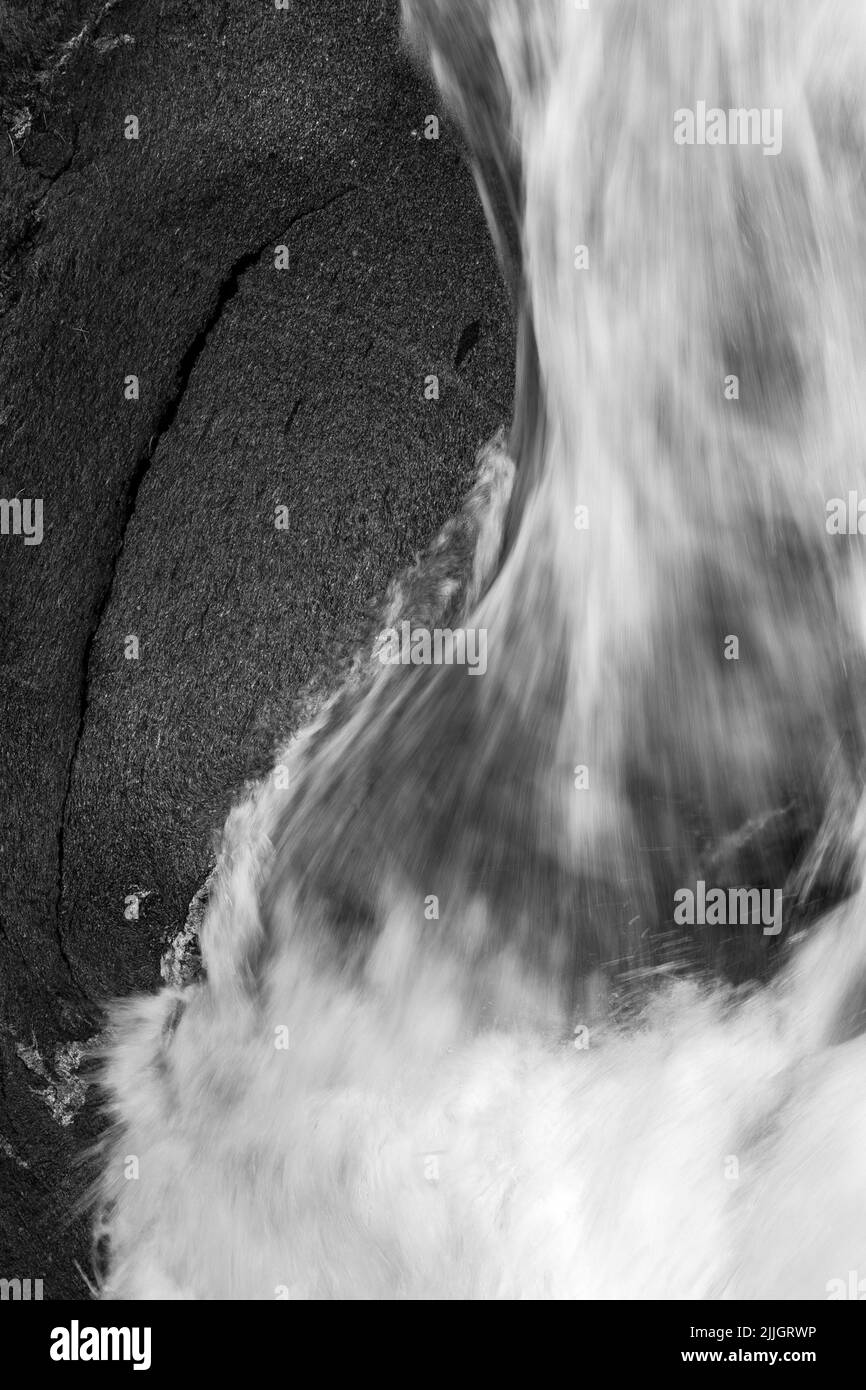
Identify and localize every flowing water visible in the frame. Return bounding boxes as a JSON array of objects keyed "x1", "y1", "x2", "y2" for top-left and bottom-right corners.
[{"x1": 97, "y1": 0, "x2": 866, "y2": 1299}]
